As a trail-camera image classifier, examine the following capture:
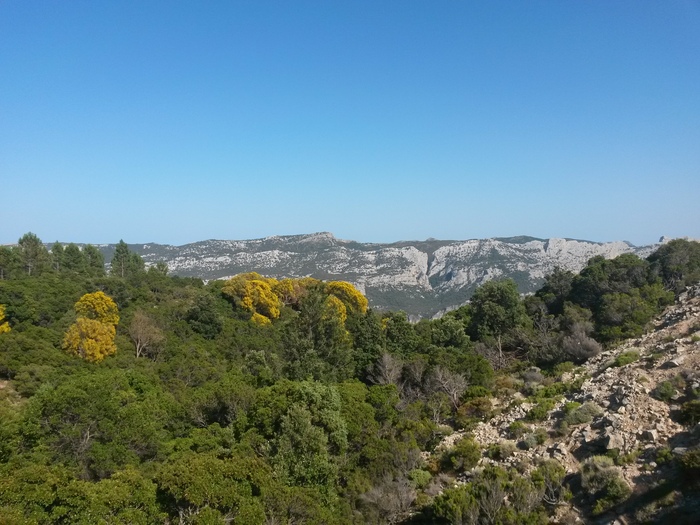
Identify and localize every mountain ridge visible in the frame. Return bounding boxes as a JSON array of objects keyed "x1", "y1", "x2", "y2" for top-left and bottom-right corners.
[{"x1": 90, "y1": 233, "x2": 668, "y2": 318}]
